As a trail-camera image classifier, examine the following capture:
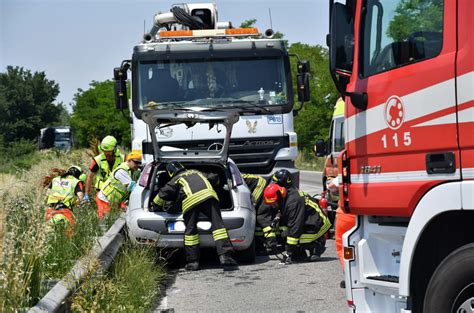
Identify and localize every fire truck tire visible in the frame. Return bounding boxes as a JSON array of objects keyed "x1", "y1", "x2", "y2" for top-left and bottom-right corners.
[{"x1": 423, "y1": 243, "x2": 474, "y2": 313}]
